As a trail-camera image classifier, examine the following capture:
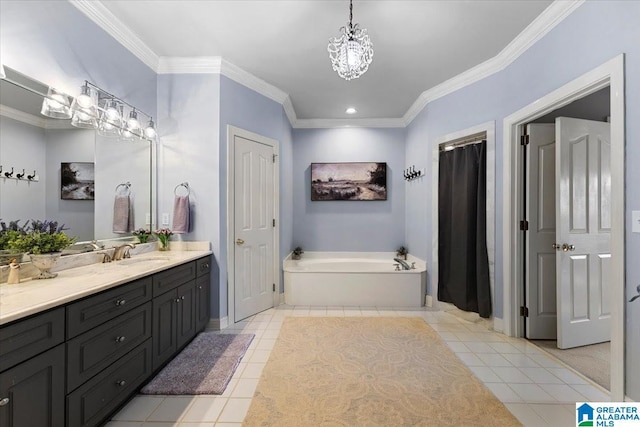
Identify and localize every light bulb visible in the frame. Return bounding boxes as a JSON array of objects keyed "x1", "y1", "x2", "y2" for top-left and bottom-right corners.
[
  {"x1": 144, "y1": 119, "x2": 156, "y2": 139},
  {"x1": 106, "y1": 100, "x2": 120, "y2": 121},
  {"x1": 127, "y1": 109, "x2": 140, "y2": 130},
  {"x1": 76, "y1": 84, "x2": 93, "y2": 108}
]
